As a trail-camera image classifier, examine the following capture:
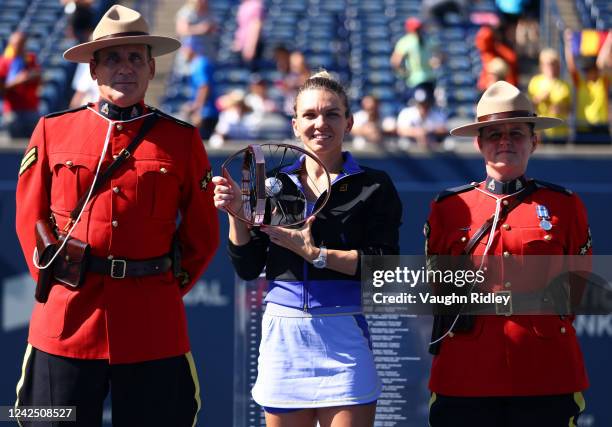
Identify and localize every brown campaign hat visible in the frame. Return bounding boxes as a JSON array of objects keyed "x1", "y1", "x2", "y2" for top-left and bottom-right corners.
[
  {"x1": 63, "y1": 5, "x2": 180, "y2": 63},
  {"x1": 450, "y1": 81, "x2": 564, "y2": 137}
]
